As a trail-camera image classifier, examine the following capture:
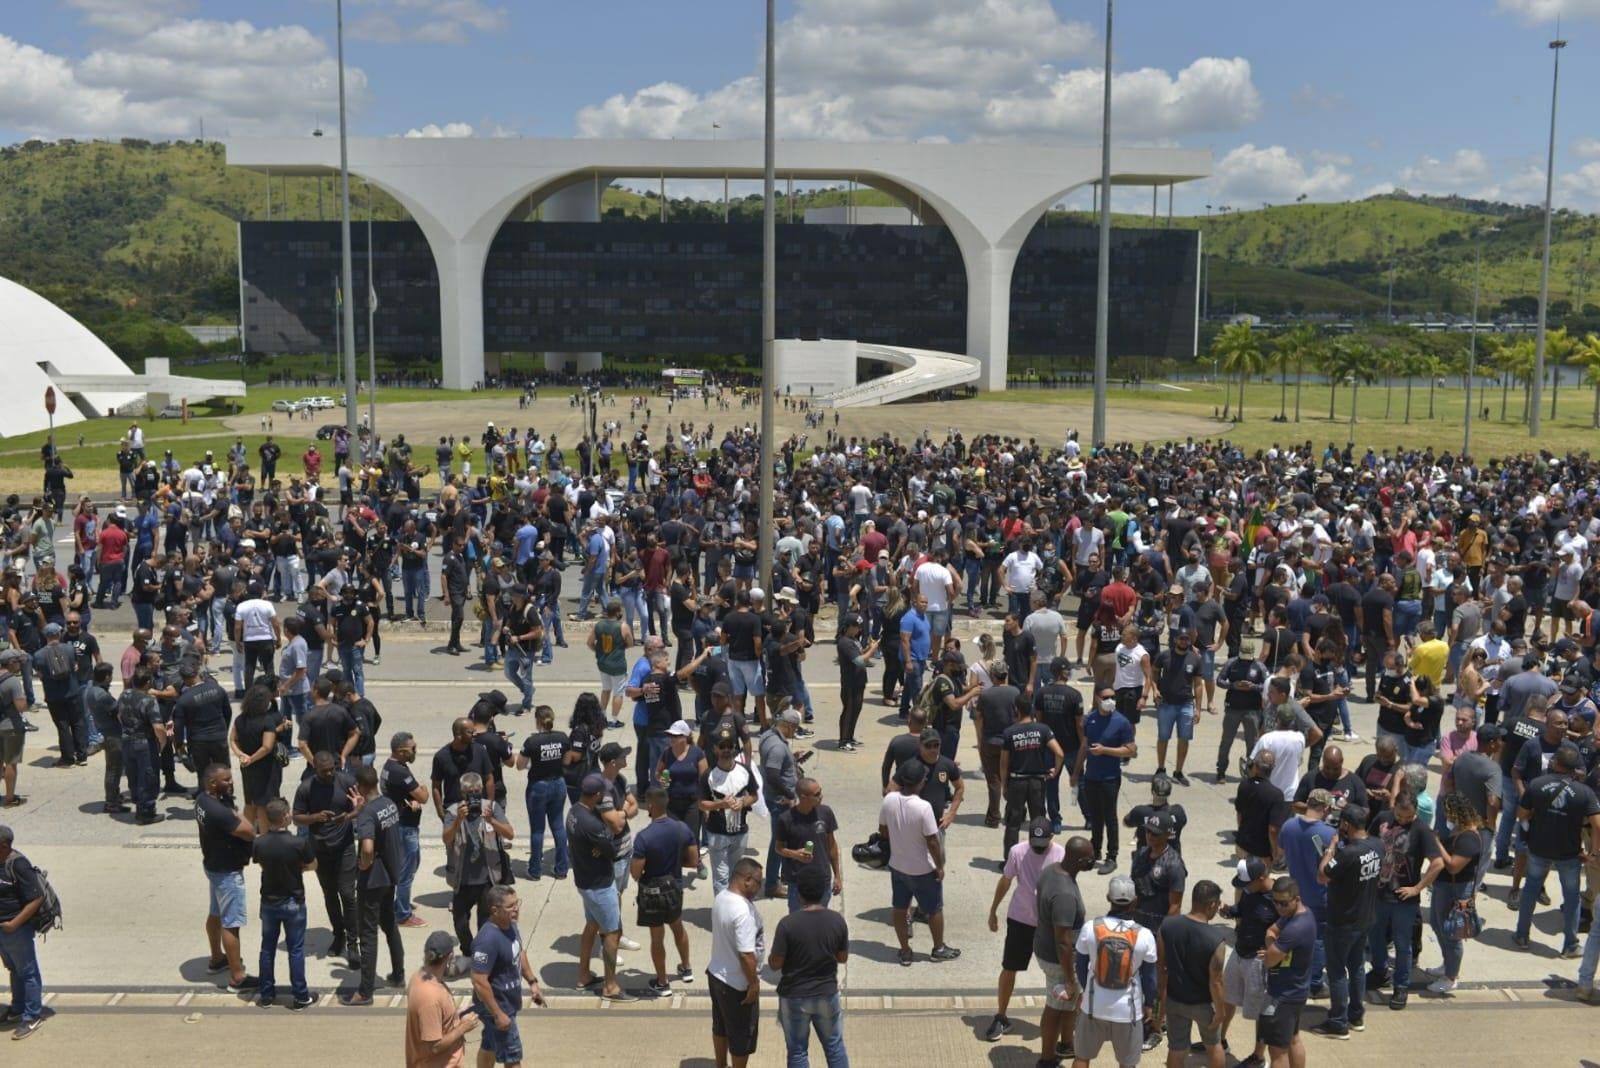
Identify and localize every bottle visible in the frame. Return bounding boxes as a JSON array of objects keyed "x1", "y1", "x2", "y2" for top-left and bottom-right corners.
[
  {"x1": 661, "y1": 767, "x2": 672, "y2": 788},
  {"x1": 803, "y1": 839, "x2": 815, "y2": 861}
]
